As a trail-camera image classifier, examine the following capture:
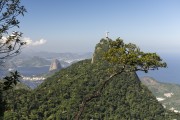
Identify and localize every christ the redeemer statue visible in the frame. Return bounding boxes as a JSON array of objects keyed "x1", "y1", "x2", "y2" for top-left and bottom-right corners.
[{"x1": 106, "y1": 32, "x2": 109, "y2": 38}]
